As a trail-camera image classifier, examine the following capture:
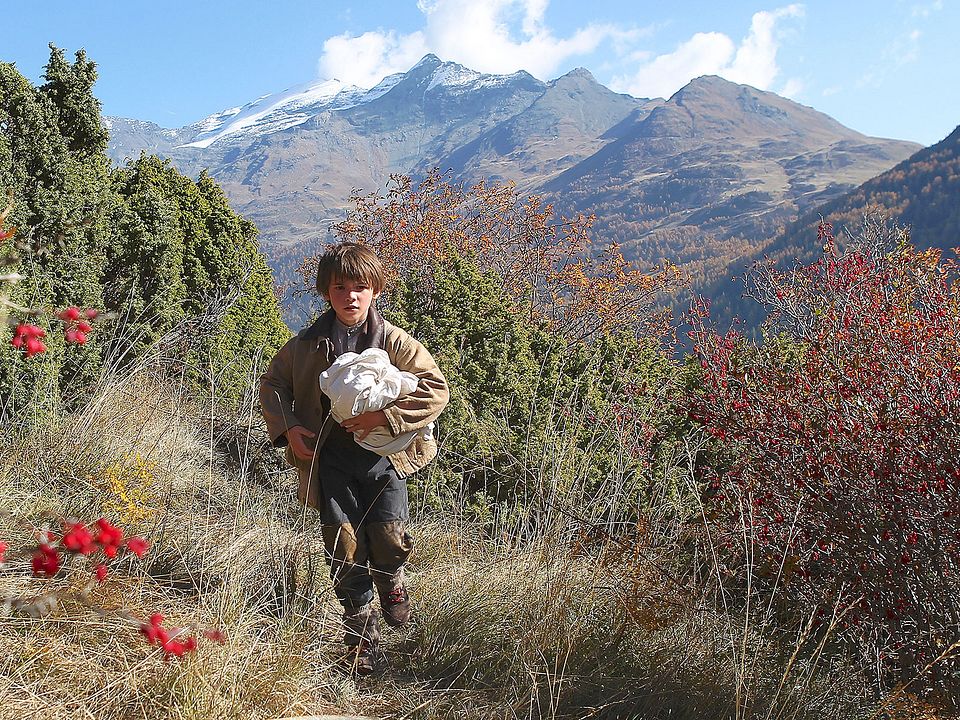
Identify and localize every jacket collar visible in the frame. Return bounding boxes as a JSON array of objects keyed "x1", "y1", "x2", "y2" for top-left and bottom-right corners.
[{"x1": 299, "y1": 306, "x2": 386, "y2": 352}]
